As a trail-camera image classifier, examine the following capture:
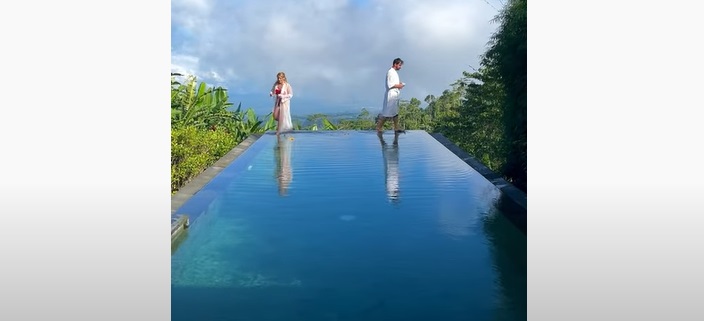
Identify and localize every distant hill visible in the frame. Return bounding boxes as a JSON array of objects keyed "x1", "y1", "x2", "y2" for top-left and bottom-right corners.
[{"x1": 291, "y1": 110, "x2": 372, "y2": 128}]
